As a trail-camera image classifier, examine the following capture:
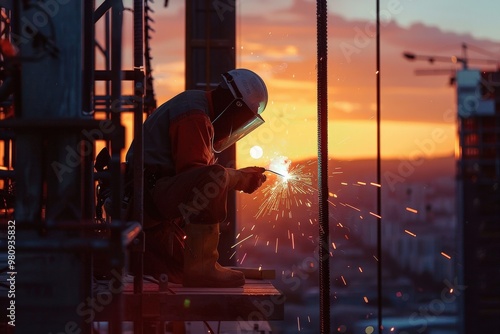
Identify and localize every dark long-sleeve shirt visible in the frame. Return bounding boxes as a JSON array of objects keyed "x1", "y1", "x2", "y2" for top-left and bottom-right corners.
[{"x1": 127, "y1": 90, "x2": 215, "y2": 177}]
